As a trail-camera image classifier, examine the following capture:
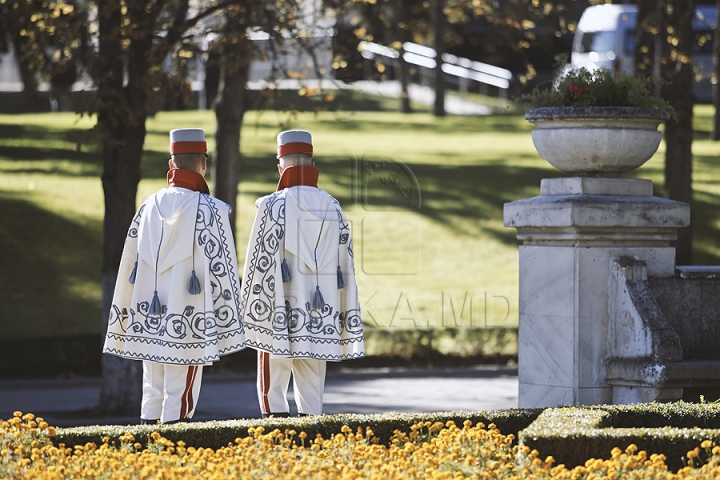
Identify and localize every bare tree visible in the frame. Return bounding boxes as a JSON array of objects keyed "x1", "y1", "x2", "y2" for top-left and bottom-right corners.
[
  {"x1": 211, "y1": 0, "x2": 338, "y2": 226},
  {"x1": 94, "y1": 0, "x2": 230, "y2": 414},
  {"x1": 212, "y1": 5, "x2": 252, "y2": 232},
  {"x1": 95, "y1": 0, "x2": 141, "y2": 414}
]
